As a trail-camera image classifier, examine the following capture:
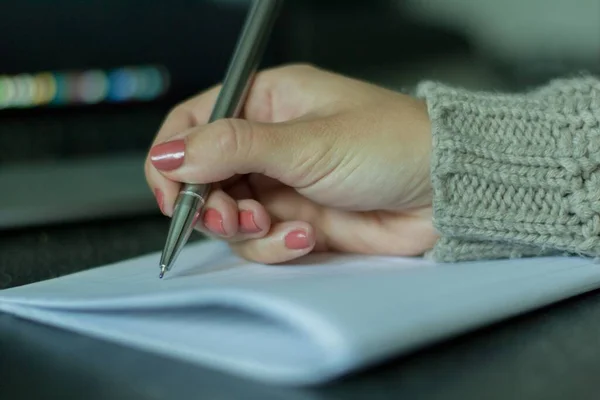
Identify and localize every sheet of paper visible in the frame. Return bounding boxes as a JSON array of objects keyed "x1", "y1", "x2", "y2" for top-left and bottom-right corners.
[{"x1": 1, "y1": 239, "x2": 599, "y2": 385}]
